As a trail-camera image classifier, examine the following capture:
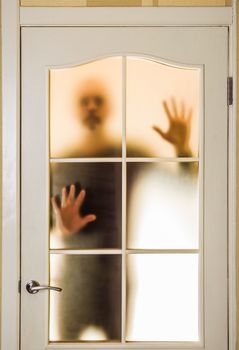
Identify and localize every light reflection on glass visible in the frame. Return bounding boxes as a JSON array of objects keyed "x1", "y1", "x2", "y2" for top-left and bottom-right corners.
[
  {"x1": 126, "y1": 254, "x2": 199, "y2": 341},
  {"x1": 50, "y1": 162, "x2": 122, "y2": 249},
  {"x1": 50, "y1": 57, "x2": 122, "y2": 158},
  {"x1": 49, "y1": 254, "x2": 122, "y2": 342},
  {"x1": 127, "y1": 162, "x2": 199, "y2": 249},
  {"x1": 126, "y1": 57, "x2": 200, "y2": 157}
]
